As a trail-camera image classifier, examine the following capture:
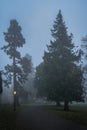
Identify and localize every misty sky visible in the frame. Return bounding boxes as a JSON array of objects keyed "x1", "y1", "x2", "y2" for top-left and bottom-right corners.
[{"x1": 0, "y1": 0, "x2": 87, "y2": 70}]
